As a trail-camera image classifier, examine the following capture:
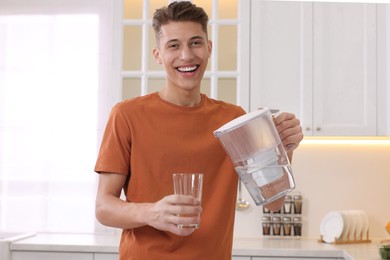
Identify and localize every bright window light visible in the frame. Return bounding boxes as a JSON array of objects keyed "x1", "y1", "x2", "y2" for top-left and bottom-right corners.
[{"x1": 0, "y1": 14, "x2": 100, "y2": 233}]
